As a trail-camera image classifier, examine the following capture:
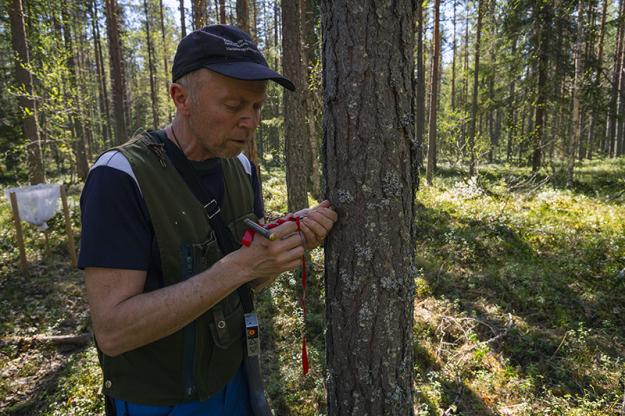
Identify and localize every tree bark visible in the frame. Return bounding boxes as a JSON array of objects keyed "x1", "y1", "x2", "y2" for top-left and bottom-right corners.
[
  {"x1": 568, "y1": 0, "x2": 585, "y2": 187},
  {"x1": 303, "y1": 0, "x2": 322, "y2": 200},
  {"x1": 192, "y1": 0, "x2": 208, "y2": 29},
  {"x1": 415, "y1": 0, "x2": 425, "y2": 170},
  {"x1": 91, "y1": 0, "x2": 112, "y2": 148},
  {"x1": 144, "y1": 0, "x2": 160, "y2": 129},
  {"x1": 469, "y1": 0, "x2": 484, "y2": 176},
  {"x1": 607, "y1": 0, "x2": 624, "y2": 156},
  {"x1": 104, "y1": 0, "x2": 128, "y2": 145},
  {"x1": 282, "y1": 0, "x2": 309, "y2": 212},
  {"x1": 159, "y1": 0, "x2": 172, "y2": 121},
  {"x1": 61, "y1": 2, "x2": 89, "y2": 180},
  {"x1": 591, "y1": 0, "x2": 607, "y2": 158},
  {"x1": 506, "y1": 38, "x2": 517, "y2": 163},
  {"x1": 8, "y1": 0, "x2": 45, "y2": 184},
  {"x1": 532, "y1": 2, "x2": 550, "y2": 172},
  {"x1": 426, "y1": 0, "x2": 441, "y2": 186},
  {"x1": 451, "y1": 0, "x2": 457, "y2": 111},
  {"x1": 321, "y1": 1, "x2": 417, "y2": 414},
  {"x1": 219, "y1": 0, "x2": 226, "y2": 24},
  {"x1": 179, "y1": 0, "x2": 187, "y2": 37},
  {"x1": 236, "y1": 0, "x2": 249, "y2": 33}
]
